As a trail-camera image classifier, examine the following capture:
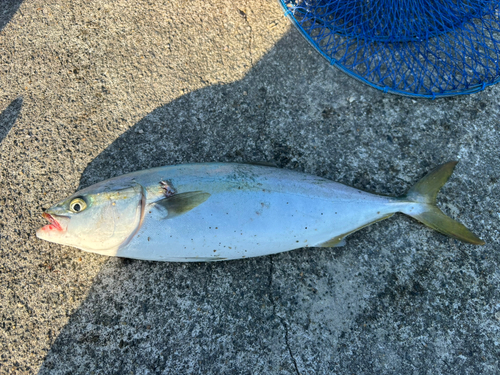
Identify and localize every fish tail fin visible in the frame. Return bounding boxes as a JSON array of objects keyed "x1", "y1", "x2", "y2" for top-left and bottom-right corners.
[{"x1": 402, "y1": 161, "x2": 484, "y2": 245}]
